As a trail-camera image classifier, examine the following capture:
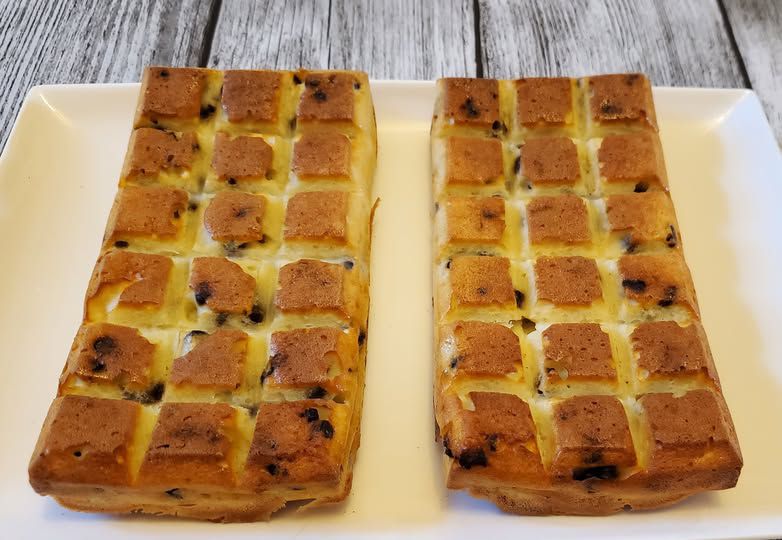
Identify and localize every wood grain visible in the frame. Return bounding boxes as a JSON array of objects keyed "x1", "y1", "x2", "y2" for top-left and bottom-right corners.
[
  {"x1": 208, "y1": 0, "x2": 476, "y2": 78},
  {"x1": 0, "y1": 0, "x2": 212, "y2": 150},
  {"x1": 722, "y1": 0, "x2": 782, "y2": 140},
  {"x1": 478, "y1": 0, "x2": 747, "y2": 88}
]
